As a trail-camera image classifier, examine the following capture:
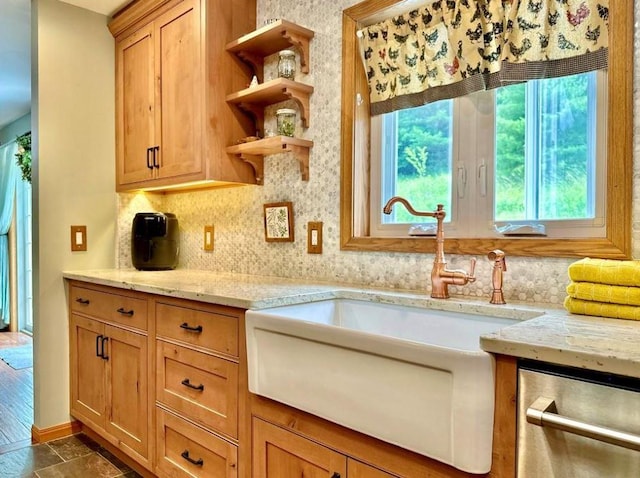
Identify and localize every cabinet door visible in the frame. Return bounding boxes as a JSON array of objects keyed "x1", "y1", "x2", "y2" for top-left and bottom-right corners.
[
  {"x1": 116, "y1": 23, "x2": 156, "y2": 186},
  {"x1": 104, "y1": 324, "x2": 149, "y2": 459},
  {"x1": 70, "y1": 314, "x2": 106, "y2": 427},
  {"x1": 154, "y1": 0, "x2": 203, "y2": 180},
  {"x1": 253, "y1": 418, "x2": 347, "y2": 478},
  {"x1": 348, "y1": 459, "x2": 398, "y2": 478}
]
